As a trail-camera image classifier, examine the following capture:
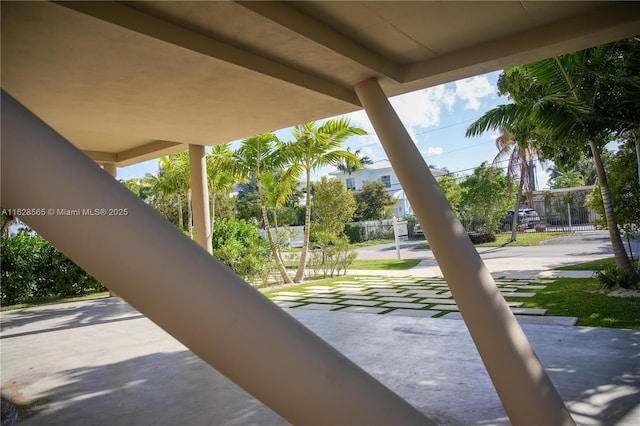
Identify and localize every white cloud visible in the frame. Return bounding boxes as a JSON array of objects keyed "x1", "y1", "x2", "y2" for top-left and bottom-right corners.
[
  {"x1": 421, "y1": 146, "x2": 444, "y2": 156},
  {"x1": 455, "y1": 76, "x2": 494, "y2": 110}
]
